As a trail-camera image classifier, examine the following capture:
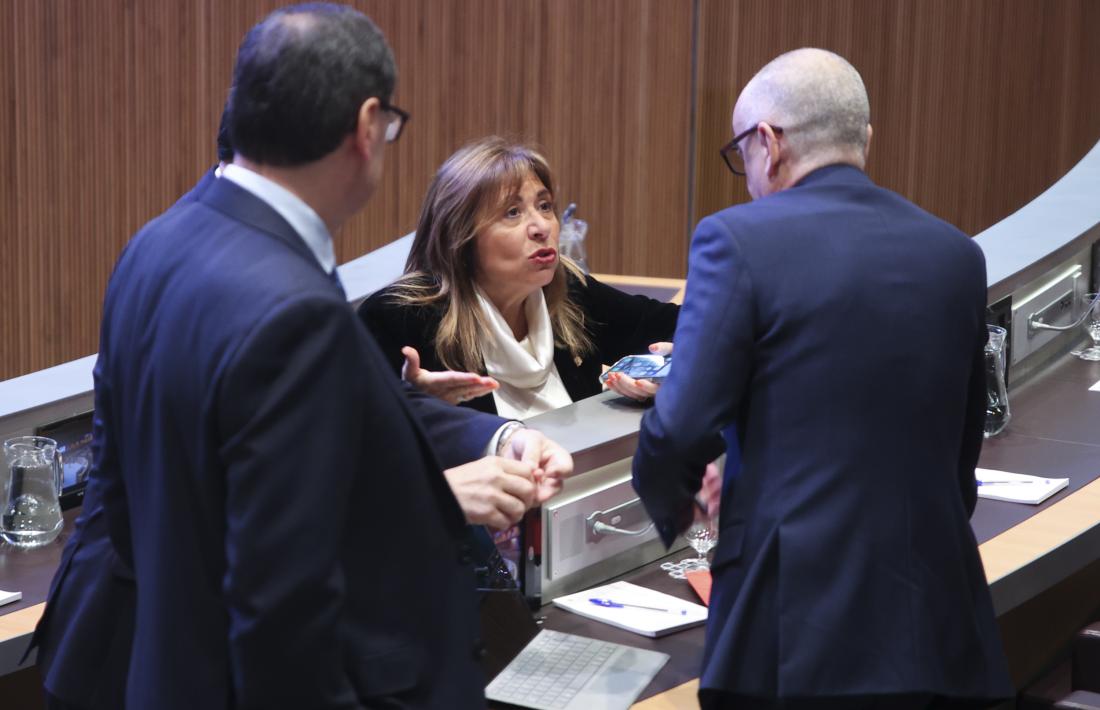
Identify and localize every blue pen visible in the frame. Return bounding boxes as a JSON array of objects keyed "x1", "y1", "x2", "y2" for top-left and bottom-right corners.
[
  {"x1": 589, "y1": 598, "x2": 687, "y2": 615},
  {"x1": 977, "y1": 479, "x2": 1040, "y2": 486}
]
